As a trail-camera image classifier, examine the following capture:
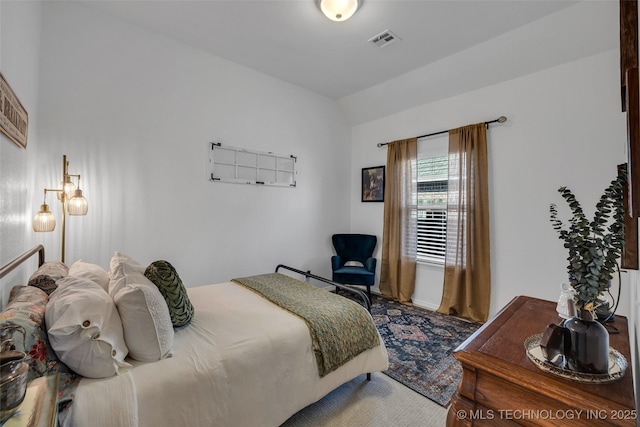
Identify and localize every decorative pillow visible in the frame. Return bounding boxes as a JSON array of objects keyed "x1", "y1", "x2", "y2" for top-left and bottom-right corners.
[
  {"x1": 45, "y1": 276, "x2": 131, "y2": 378},
  {"x1": 69, "y1": 260, "x2": 110, "y2": 292},
  {"x1": 27, "y1": 275, "x2": 58, "y2": 295},
  {"x1": 144, "y1": 260, "x2": 194, "y2": 327},
  {"x1": 113, "y1": 278, "x2": 174, "y2": 362},
  {"x1": 0, "y1": 286, "x2": 80, "y2": 416},
  {"x1": 0, "y1": 286, "x2": 71, "y2": 380},
  {"x1": 28, "y1": 261, "x2": 68, "y2": 282},
  {"x1": 108, "y1": 252, "x2": 145, "y2": 297}
]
